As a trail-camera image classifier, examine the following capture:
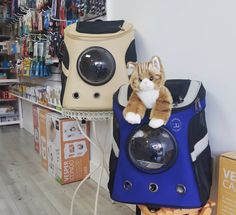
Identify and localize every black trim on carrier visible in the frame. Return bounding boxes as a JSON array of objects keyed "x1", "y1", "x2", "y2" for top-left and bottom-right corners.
[
  {"x1": 188, "y1": 111, "x2": 208, "y2": 153},
  {"x1": 108, "y1": 149, "x2": 118, "y2": 197},
  {"x1": 113, "y1": 115, "x2": 120, "y2": 148},
  {"x1": 188, "y1": 110, "x2": 212, "y2": 205},
  {"x1": 62, "y1": 43, "x2": 70, "y2": 70},
  {"x1": 125, "y1": 40, "x2": 137, "y2": 64},
  {"x1": 76, "y1": 20, "x2": 125, "y2": 34},
  {"x1": 60, "y1": 69, "x2": 67, "y2": 105},
  {"x1": 165, "y1": 80, "x2": 191, "y2": 105},
  {"x1": 193, "y1": 145, "x2": 212, "y2": 205}
]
